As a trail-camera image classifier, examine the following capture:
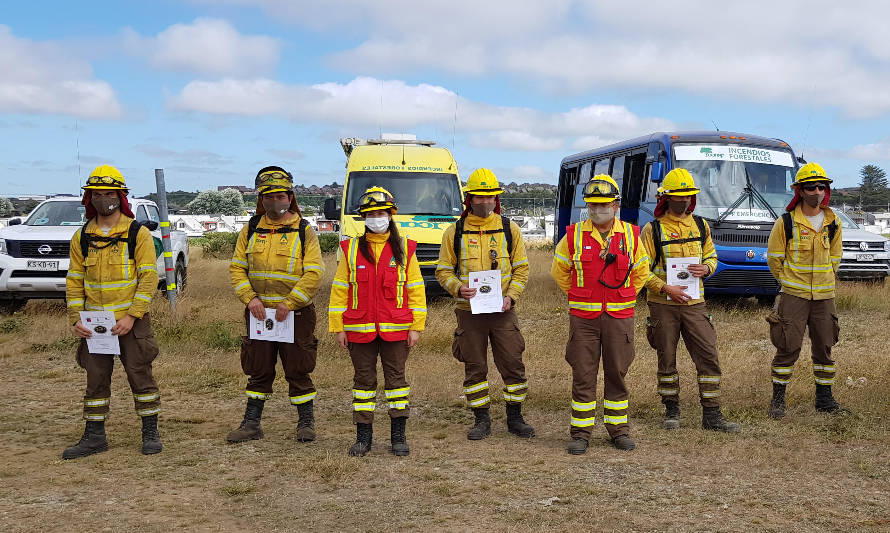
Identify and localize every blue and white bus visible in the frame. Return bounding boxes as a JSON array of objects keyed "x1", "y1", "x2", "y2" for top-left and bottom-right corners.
[{"x1": 556, "y1": 131, "x2": 802, "y2": 299}]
